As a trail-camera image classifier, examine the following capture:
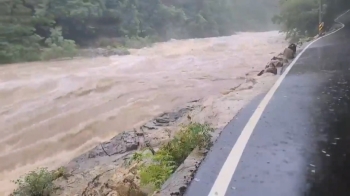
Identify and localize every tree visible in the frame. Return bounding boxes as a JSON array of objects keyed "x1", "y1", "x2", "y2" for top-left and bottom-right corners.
[
  {"x1": 272, "y1": 0, "x2": 350, "y2": 41},
  {"x1": 0, "y1": 0, "x2": 45, "y2": 63},
  {"x1": 0, "y1": 0, "x2": 283, "y2": 63}
]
